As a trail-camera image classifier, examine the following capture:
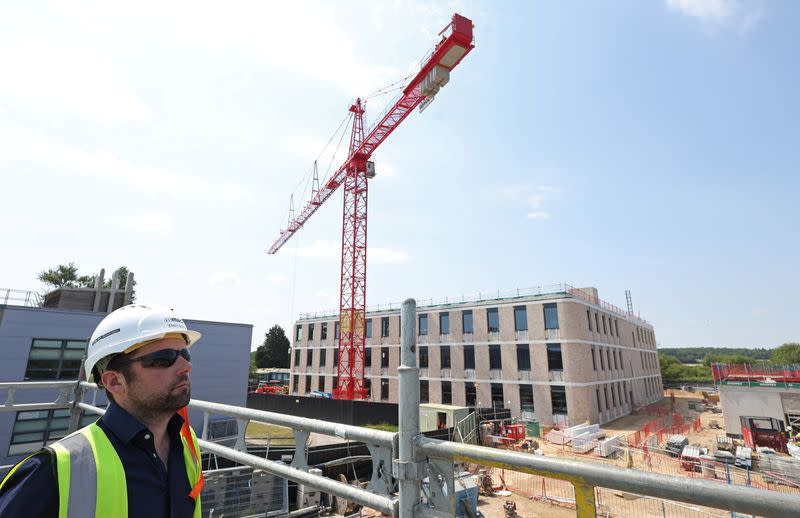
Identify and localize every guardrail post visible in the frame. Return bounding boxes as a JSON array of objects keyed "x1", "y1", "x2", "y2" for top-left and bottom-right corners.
[
  {"x1": 573, "y1": 483, "x2": 597, "y2": 518},
  {"x1": 68, "y1": 364, "x2": 86, "y2": 433},
  {"x1": 397, "y1": 298, "x2": 419, "y2": 517}
]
